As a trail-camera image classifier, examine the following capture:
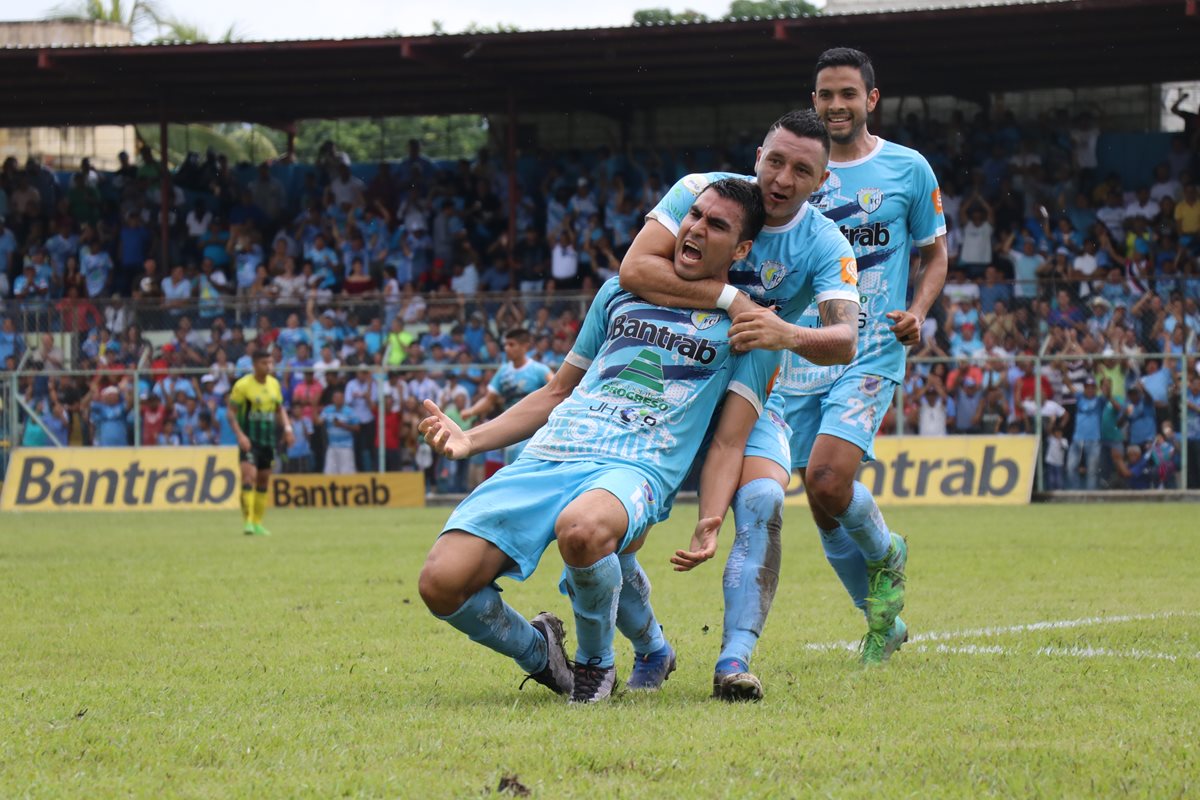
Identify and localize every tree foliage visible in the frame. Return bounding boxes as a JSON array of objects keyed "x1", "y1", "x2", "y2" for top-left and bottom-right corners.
[
  {"x1": 46, "y1": 0, "x2": 164, "y2": 40},
  {"x1": 633, "y1": 0, "x2": 821, "y2": 24},
  {"x1": 724, "y1": 0, "x2": 821, "y2": 18},
  {"x1": 290, "y1": 117, "x2": 489, "y2": 164},
  {"x1": 632, "y1": 7, "x2": 710, "y2": 24}
]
